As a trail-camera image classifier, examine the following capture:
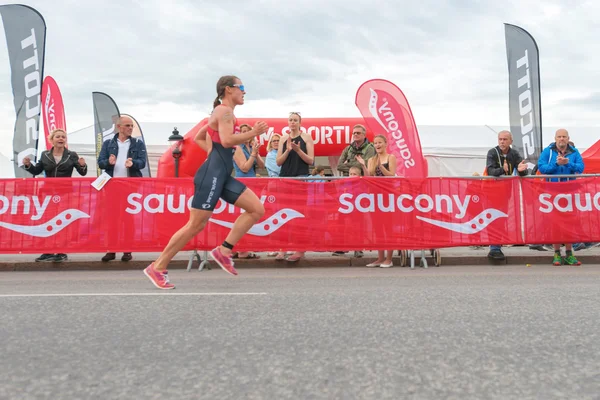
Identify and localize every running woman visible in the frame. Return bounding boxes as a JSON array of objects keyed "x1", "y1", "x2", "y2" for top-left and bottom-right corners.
[{"x1": 144, "y1": 75, "x2": 268, "y2": 289}]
